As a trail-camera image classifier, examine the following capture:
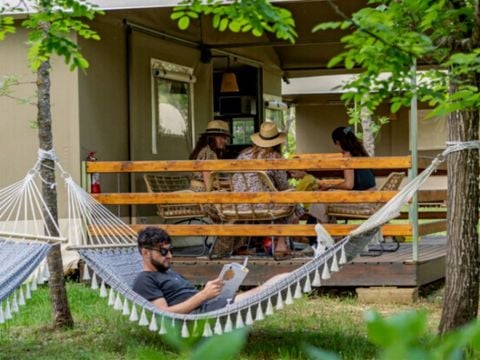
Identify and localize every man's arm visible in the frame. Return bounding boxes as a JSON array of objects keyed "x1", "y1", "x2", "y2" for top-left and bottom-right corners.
[{"x1": 152, "y1": 278, "x2": 224, "y2": 314}]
